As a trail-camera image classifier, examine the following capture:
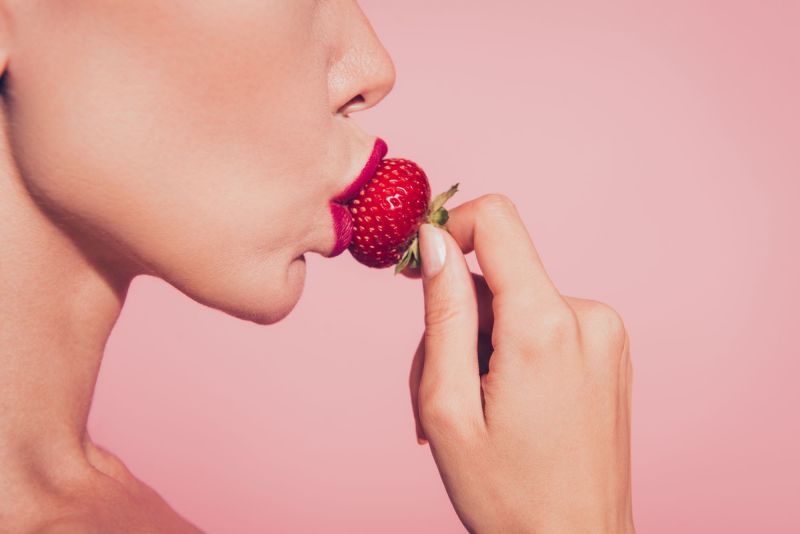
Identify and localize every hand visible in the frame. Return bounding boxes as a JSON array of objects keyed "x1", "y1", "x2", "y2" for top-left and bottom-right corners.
[{"x1": 407, "y1": 194, "x2": 635, "y2": 534}]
